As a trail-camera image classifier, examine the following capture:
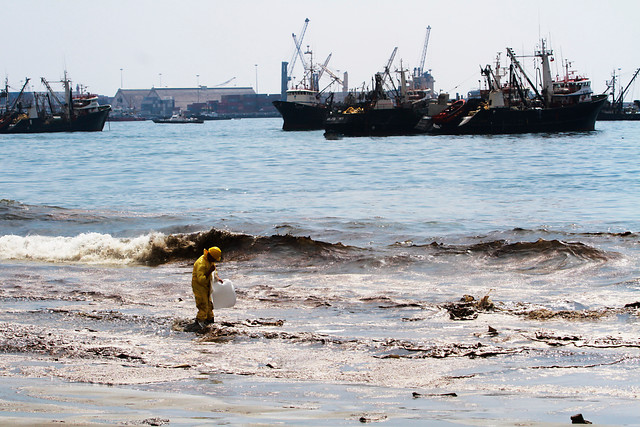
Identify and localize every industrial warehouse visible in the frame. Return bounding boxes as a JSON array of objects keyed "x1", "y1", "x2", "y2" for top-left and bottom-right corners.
[{"x1": 109, "y1": 86, "x2": 282, "y2": 120}]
